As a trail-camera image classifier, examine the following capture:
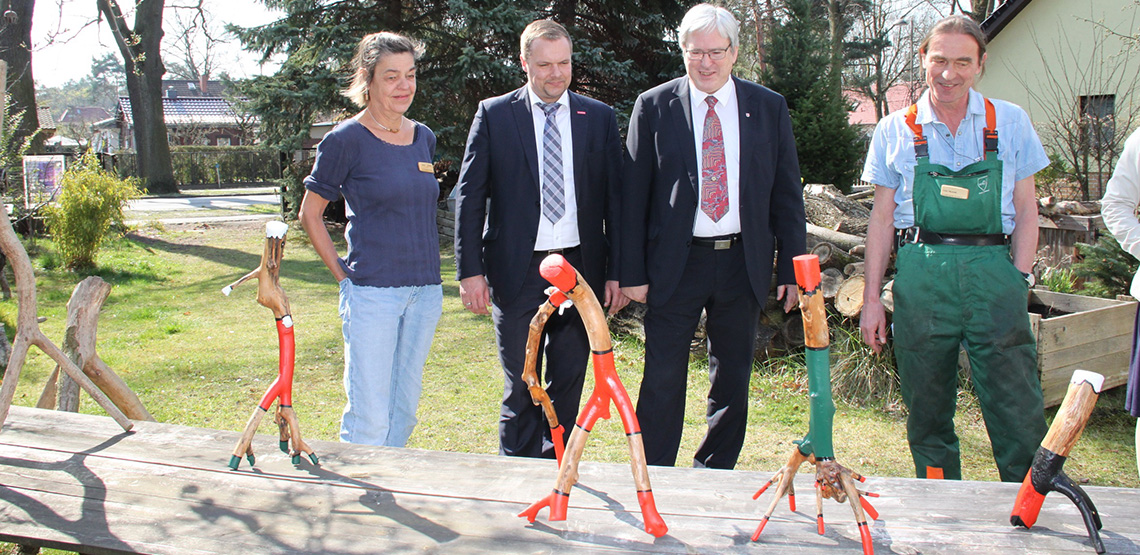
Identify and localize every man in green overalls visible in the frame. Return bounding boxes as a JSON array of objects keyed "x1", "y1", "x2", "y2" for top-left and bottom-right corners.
[{"x1": 860, "y1": 15, "x2": 1049, "y2": 482}]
